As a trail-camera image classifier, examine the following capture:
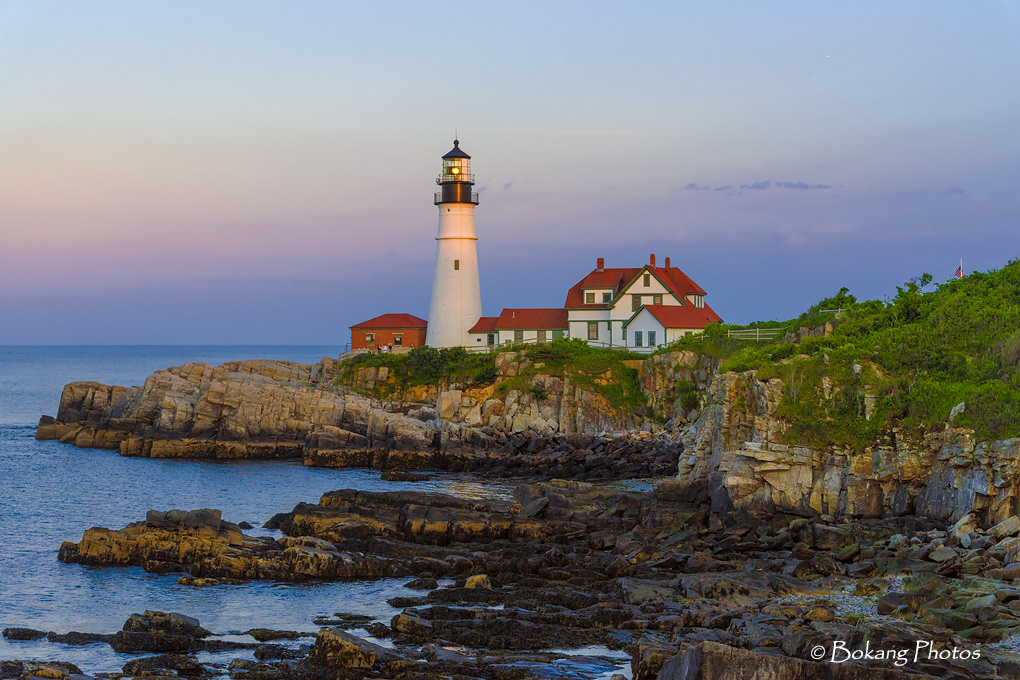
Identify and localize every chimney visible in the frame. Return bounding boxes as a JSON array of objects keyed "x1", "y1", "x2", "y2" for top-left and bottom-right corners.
[
  {"x1": 664, "y1": 256, "x2": 670, "y2": 269},
  {"x1": 596, "y1": 257, "x2": 604, "y2": 271},
  {"x1": 650, "y1": 253, "x2": 656, "y2": 267}
]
